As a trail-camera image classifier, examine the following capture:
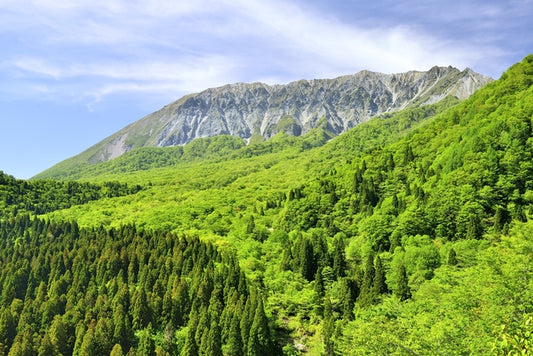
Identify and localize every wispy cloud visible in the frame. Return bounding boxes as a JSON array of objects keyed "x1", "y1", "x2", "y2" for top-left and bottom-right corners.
[{"x1": 0, "y1": 0, "x2": 529, "y2": 107}]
